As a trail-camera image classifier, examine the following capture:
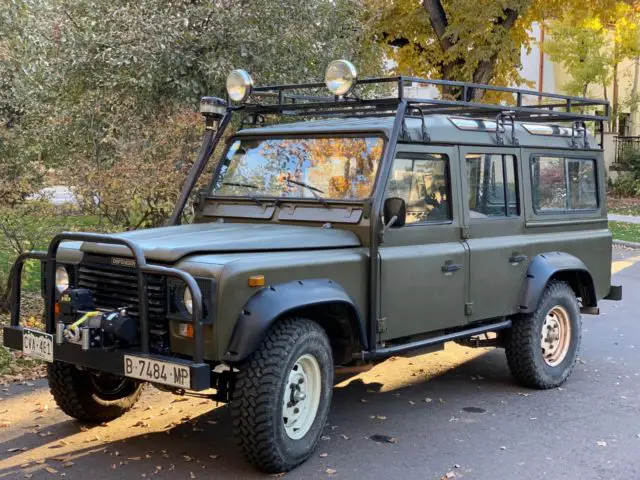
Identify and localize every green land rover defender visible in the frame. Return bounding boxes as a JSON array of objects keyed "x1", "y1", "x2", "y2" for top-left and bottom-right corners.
[{"x1": 4, "y1": 61, "x2": 622, "y2": 472}]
